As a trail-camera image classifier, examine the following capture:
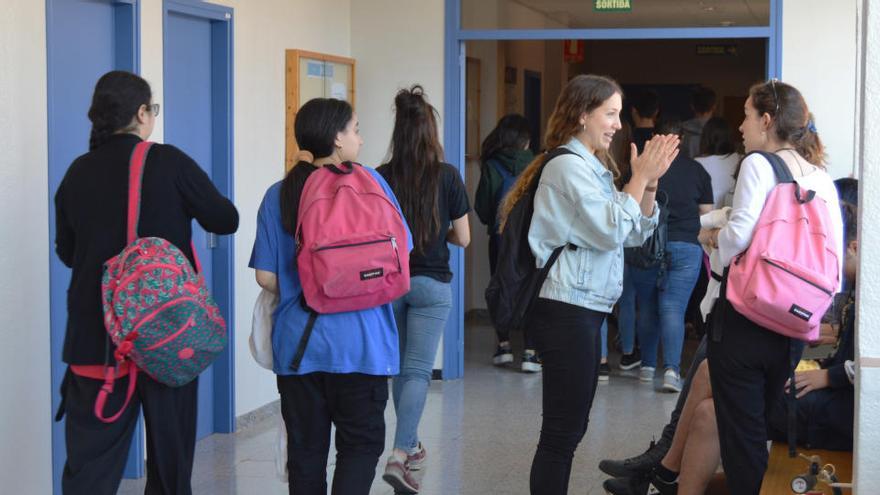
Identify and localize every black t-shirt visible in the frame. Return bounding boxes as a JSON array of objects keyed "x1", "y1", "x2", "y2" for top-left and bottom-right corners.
[
  {"x1": 658, "y1": 155, "x2": 714, "y2": 244},
  {"x1": 55, "y1": 134, "x2": 239, "y2": 364},
  {"x1": 377, "y1": 162, "x2": 470, "y2": 282},
  {"x1": 633, "y1": 127, "x2": 654, "y2": 154}
]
